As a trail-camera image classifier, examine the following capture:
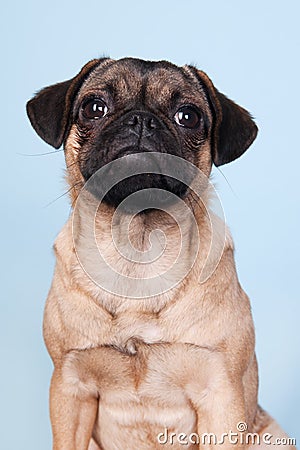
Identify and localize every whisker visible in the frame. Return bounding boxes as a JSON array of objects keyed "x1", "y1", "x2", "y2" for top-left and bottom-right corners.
[
  {"x1": 18, "y1": 149, "x2": 64, "y2": 157},
  {"x1": 43, "y1": 181, "x2": 82, "y2": 208},
  {"x1": 215, "y1": 166, "x2": 237, "y2": 198}
]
